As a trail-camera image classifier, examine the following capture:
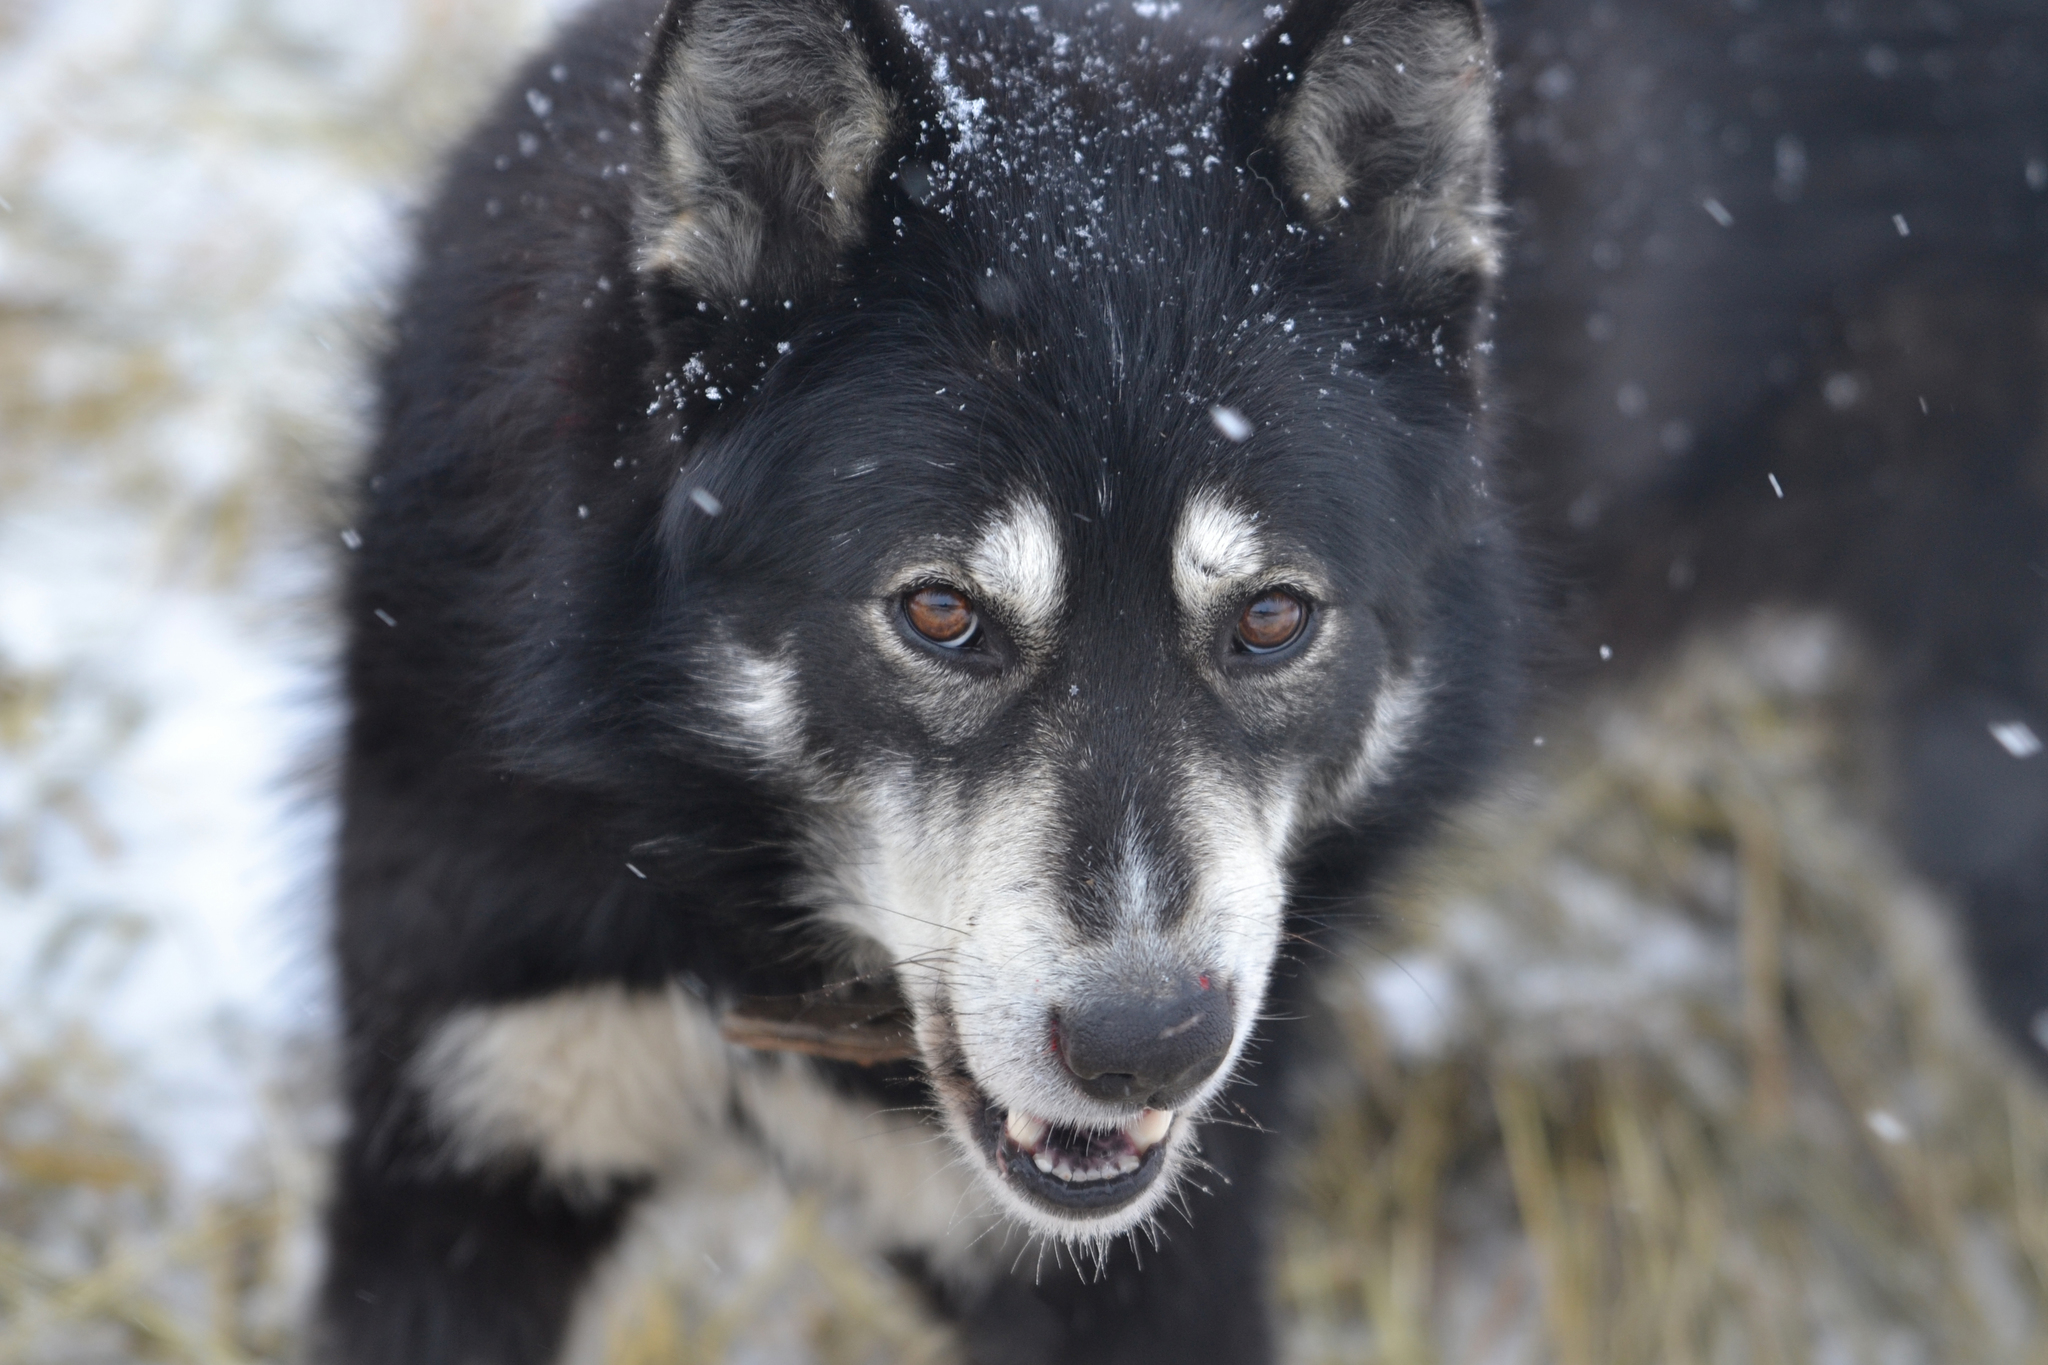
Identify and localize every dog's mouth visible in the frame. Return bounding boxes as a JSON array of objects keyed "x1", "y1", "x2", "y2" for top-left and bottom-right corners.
[
  {"x1": 719, "y1": 979, "x2": 1187, "y2": 1221},
  {"x1": 976, "y1": 1089, "x2": 1175, "y2": 1212}
]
